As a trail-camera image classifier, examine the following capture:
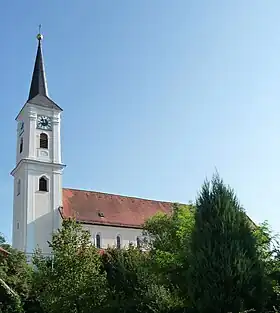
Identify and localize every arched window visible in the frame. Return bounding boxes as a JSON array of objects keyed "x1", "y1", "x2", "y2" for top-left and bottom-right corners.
[
  {"x1": 17, "y1": 179, "x2": 21, "y2": 196},
  {"x1": 116, "y1": 235, "x2": 121, "y2": 249},
  {"x1": 136, "y1": 237, "x2": 141, "y2": 248},
  {"x1": 19, "y1": 137, "x2": 23, "y2": 153},
  {"x1": 39, "y1": 176, "x2": 48, "y2": 192},
  {"x1": 40, "y1": 133, "x2": 48, "y2": 149},
  {"x1": 96, "y1": 233, "x2": 101, "y2": 249}
]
